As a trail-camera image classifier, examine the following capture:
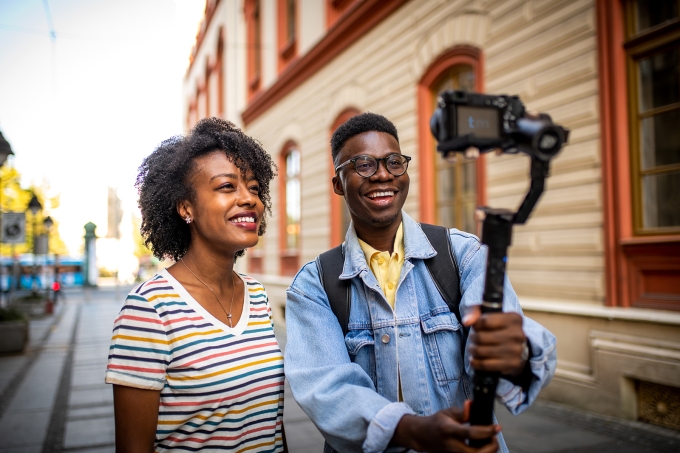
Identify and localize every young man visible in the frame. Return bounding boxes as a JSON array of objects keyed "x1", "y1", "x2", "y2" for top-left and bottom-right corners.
[{"x1": 285, "y1": 113, "x2": 557, "y2": 453}]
